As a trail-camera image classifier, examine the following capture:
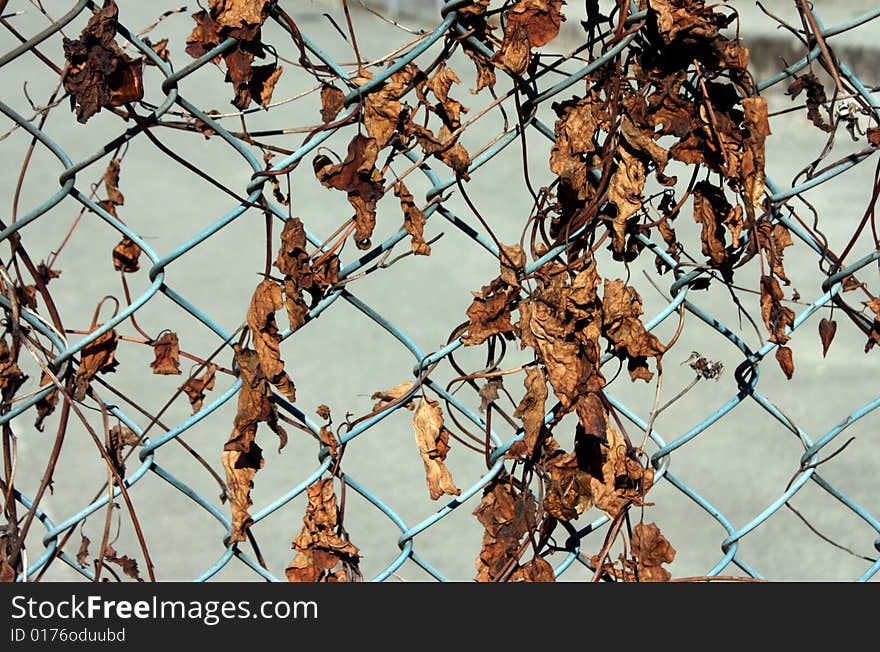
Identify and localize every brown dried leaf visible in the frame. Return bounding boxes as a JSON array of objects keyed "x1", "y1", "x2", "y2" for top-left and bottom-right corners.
[
  {"x1": 223, "y1": 441, "x2": 264, "y2": 543},
  {"x1": 691, "y1": 181, "x2": 740, "y2": 266},
  {"x1": 412, "y1": 396, "x2": 461, "y2": 501},
  {"x1": 0, "y1": 339, "x2": 26, "y2": 401},
  {"x1": 608, "y1": 147, "x2": 646, "y2": 256},
  {"x1": 103, "y1": 159, "x2": 125, "y2": 207},
  {"x1": 62, "y1": 1, "x2": 144, "y2": 123},
  {"x1": 150, "y1": 331, "x2": 181, "y2": 375},
  {"x1": 869, "y1": 127, "x2": 880, "y2": 147},
  {"x1": 107, "y1": 423, "x2": 141, "y2": 477},
  {"x1": 103, "y1": 543, "x2": 144, "y2": 582},
  {"x1": 210, "y1": 0, "x2": 271, "y2": 32},
  {"x1": 602, "y1": 279, "x2": 666, "y2": 382},
  {"x1": 474, "y1": 477, "x2": 538, "y2": 581},
  {"x1": 185, "y1": 10, "x2": 223, "y2": 60},
  {"x1": 512, "y1": 367, "x2": 547, "y2": 458},
  {"x1": 287, "y1": 478, "x2": 361, "y2": 582},
  {"x1": 512, "y1": 555, "x2": 555, "y2": 582},
  {"x1": 865, "y1": 298, "x2": 880, "y2": 352},
  {"x1": 493, "y1": 0, "x2": 566, "y2": 75},
  {"x1": 371, "y1": 381, "x2": 415, "y2": 412},
  {"x1": 251, "y1": 63, "x2": 283, "y2": 107},
  {"x1": 320, "y1": 84, "x2": 345, "y2": 123},
  {"x1": 819, "y1": 318, "x2": 837, "y2": 358},
  {"x1": 760, "y1": 275, "x2": 795, "y2": 345},
  {"x1": 313, "y1": 135, "x2": 385, "y2": 249},
  {"x1": 741, "y1": 96, "x2": 770, "y2": 221},
  {"x1": 464, "y1": 276, "x2": 518, "y2": 345},
  {"x1": 758, "y1": 222, "x2": 793, "y2": 284},
  {"x1": 579, "y1": 421, "x2": 654, "y2": 518},
  {"x1": 35, "y1": 371, "x2": 59, "y2": 432},
  {"x1": 543, "y1": 444, "x2": 593, "y2": 521},
  {"x1": 787, "y1": 73, "x2": 832, "y2": 132},
  {"x1": 631, "y1": 522, "x2": 675, "y2": 582},
  {"x1": 147, "y1": 37, "x2": 170, "y2": 62},
  {"x1": 394, "y1": 182, "x2": 431, "y2": 256},
  {"x1": 479, "y1": 377, "x2": 504, "y2": 414},
  {"x1": 180, "y1": 364, "x2": 217, "y2": 413},
  {"x1": 76, "y1": 533, "x2": 91, "y2": 567},
  {"x1": 112, "y1": 237, "x2": 141, "y2": 273},
  {"x1": 246, "y1": 280, "x2": 297, "y2": 403},
  {"x1": 360, "y1": 65, "x2": 421, "y2": 150},
  {"x1": 74, "y1": 326, "x2": 119, "y2": 401},
  {"x1": 775, "y1": 345, "x2": 794, "y2": 379}
]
